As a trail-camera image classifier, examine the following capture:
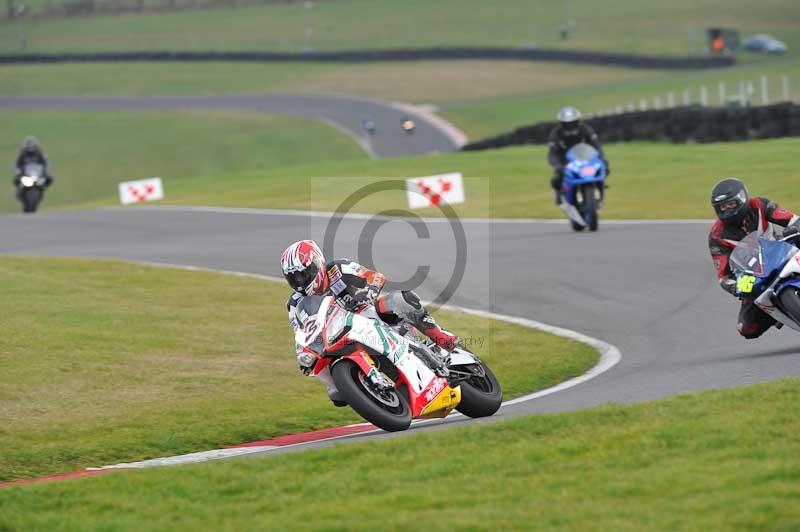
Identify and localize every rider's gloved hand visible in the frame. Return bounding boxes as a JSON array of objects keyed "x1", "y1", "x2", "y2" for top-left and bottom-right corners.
[
  {"x1": 296, "y1": 352, "x2": 316, "y2": 376},
  {"x1": 720, "y1": 277, "x2": 738, "y2": 297},
  {"x1": 783, "y1": 223, "x2": 800, "y2": 240}
]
